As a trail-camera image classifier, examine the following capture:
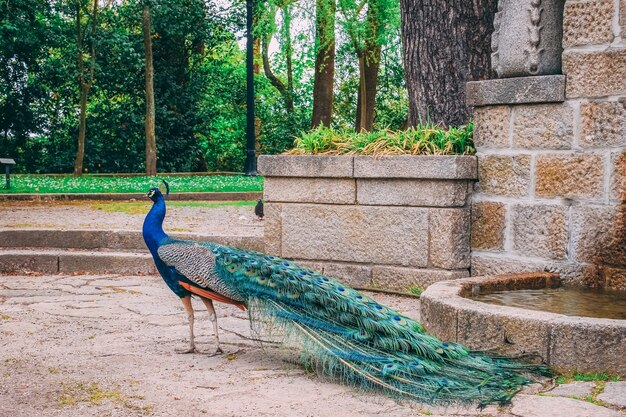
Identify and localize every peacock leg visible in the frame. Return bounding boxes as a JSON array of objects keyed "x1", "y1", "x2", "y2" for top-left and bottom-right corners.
[
  {"x1": 176, "y1": 295, "x2": 197, "y2": 354},
  {"x1": 200, "y1": 297, "x2": 223, "y2": 356}
]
